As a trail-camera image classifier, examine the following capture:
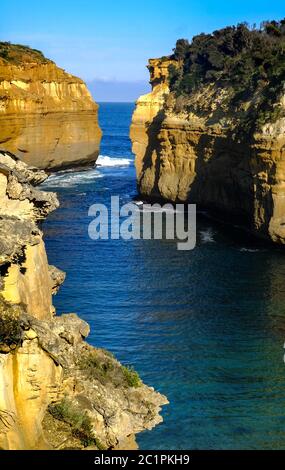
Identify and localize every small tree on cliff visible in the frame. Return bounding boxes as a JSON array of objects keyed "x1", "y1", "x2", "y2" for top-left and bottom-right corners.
[{"x1": 173, "y1": 39, "x2": 190, "y2": 60}]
